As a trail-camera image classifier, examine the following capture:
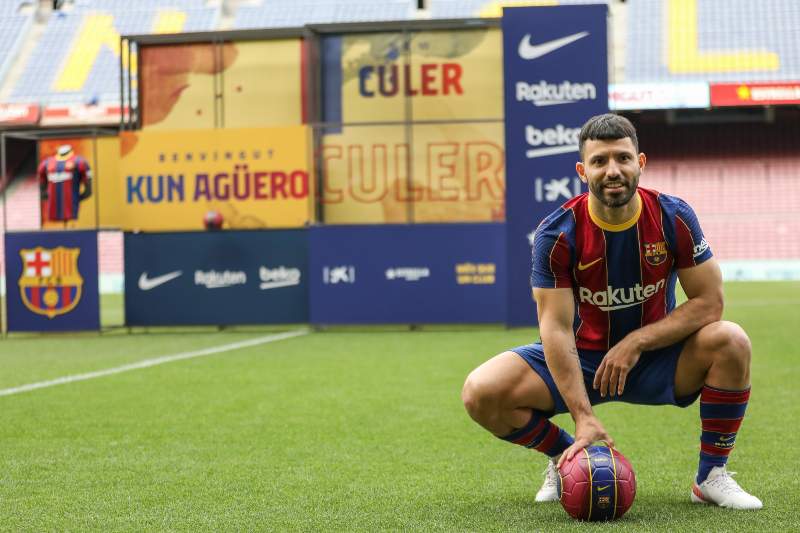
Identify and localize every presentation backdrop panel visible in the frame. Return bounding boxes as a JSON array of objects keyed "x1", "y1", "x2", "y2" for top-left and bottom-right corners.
[
  {"x1": 321, "y1": 28, "x2": 503, "y2": 124},
  {"x1": 124, "y1": 230, "x2": 308, "y2": 326},
  {"x1": 5, "y1": 230, "x2": 100, "y2": 331},
  {"x1": 140, "y1": 40, "x2": 304, "y2": 130},
  {"x1": 309, "y1": 224, "x2": 505, "y2": 324},
  {"x1": 321, "y1": 122, "x2": 505, "y2": 224},
  {"x1": 111, "y1": 126, "x2": 312, "y2": 231},
  {"x1": 503, "y1": 5, "x2": 608, "y2": 326}
]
